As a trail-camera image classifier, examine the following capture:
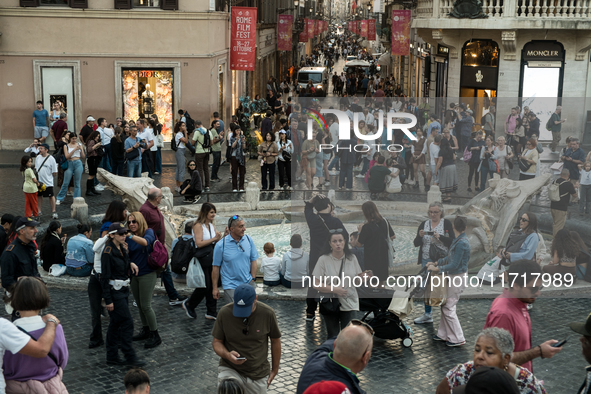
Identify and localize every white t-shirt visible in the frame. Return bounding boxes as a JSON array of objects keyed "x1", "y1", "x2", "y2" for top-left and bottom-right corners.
[
  {"x1": 429, "y1": 143, "x2": 440, "y2": 166},
  {"x1": 175, "y1": 132, "x2": 186, "y2": 149},
  {"x1": 145, "y1": 127, "x2": 157, "y2": 151},
  {"x1": 0, "y1": 318, "x2": 31, "y2": 393},
  {"x1": 261, "y1": 256, "x2": 282, "y2": 282},
  {"x1": 329, "y1": 123, "x2": 339, "y2": 145},
  {"x1": 137, "y1": 129, "x2": 154, "y2": 151},
  {"x1": 35, "y1": 154, "x2": 58, "y2": 187},
  {"x1": 102, "y1": 127, "x2": 114, "y2": 146}
]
